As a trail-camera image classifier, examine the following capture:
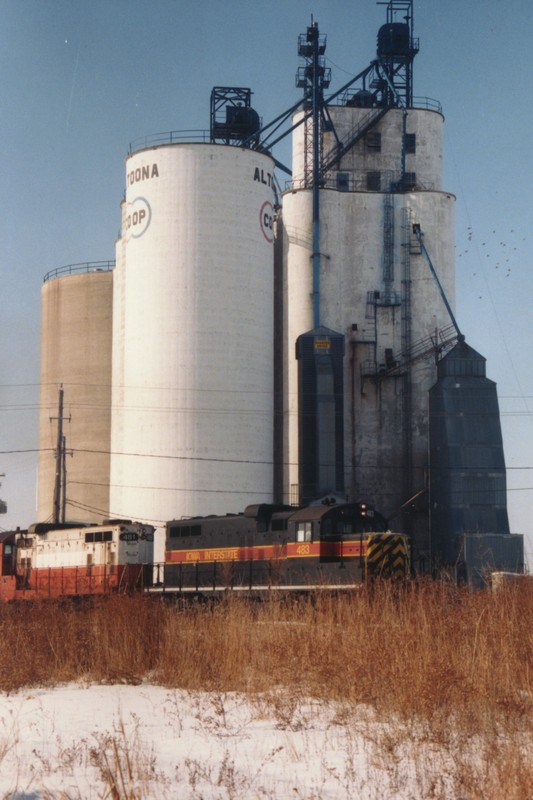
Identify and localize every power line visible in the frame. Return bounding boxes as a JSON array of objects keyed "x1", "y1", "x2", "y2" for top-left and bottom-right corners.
[
  {"x1": 66, "y1": 498, "x2": 167, "y2": 526},
  {"x1": 69, "y1": 477, "x2": 533, "y2": 495},
  {"x1": 4, "y1": 381, "x2": 533, "y2": 402},
  {"x1": 4, "y1": 445, "x2": 533, "y2": 472},
  {"x1": 69, "y1": 481, "x2": 273, "y2": 496},
  {"x1": 0, "y1": 449, "x2": 46, "y2": 455}
]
